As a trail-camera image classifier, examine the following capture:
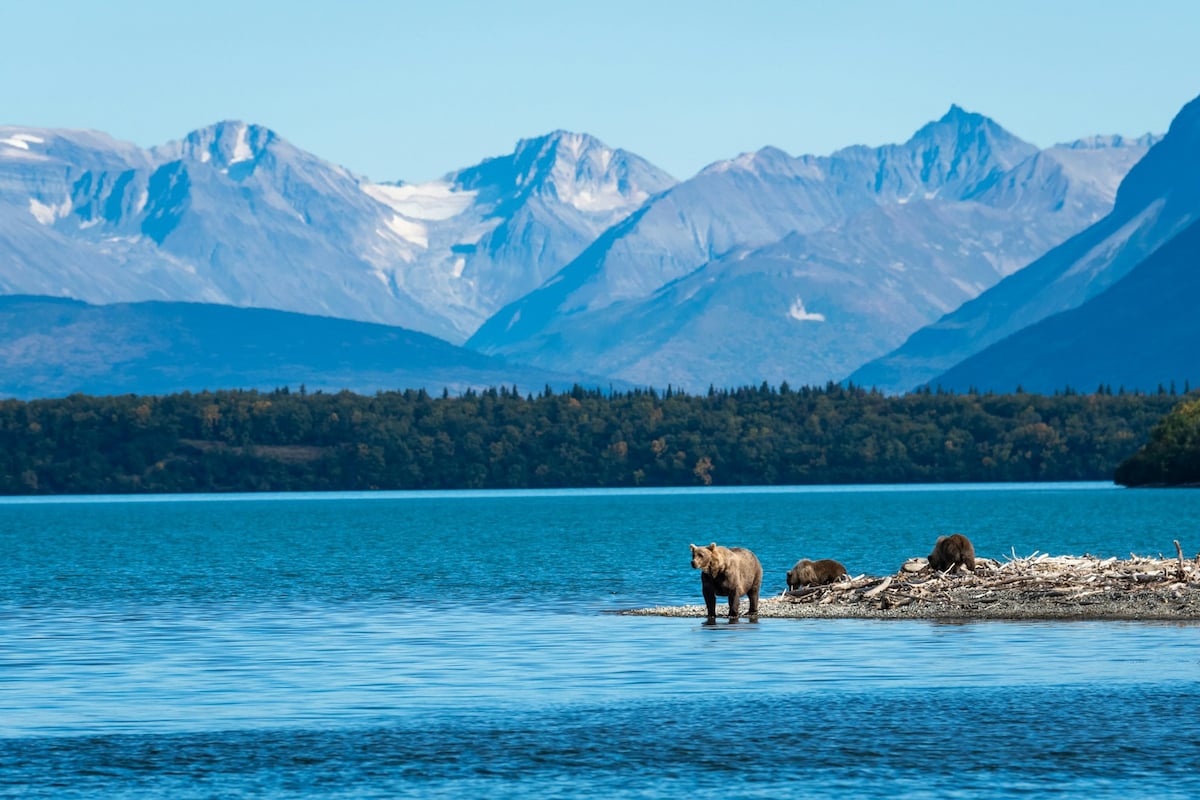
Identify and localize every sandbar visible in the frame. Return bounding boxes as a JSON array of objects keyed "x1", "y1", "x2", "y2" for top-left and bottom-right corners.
[{"x1": 624, "y1": 552, "x2": 1200, "y2": 621}]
